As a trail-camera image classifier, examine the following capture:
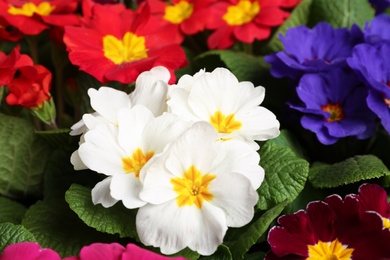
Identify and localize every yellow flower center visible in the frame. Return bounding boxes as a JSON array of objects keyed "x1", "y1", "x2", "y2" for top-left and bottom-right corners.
[
  {"x1": 170, "y1": 165, "x2": 215, "y2": 209},
  {"x1": 223, "y1": 0, "x2": 260, "y2": 26},
  {"x1": 122, "y1": 148, "x2": 154, "y2": 178},
  {"x1": 383, "y1": 217, "x2": 390, "y2": 229},
  {"x1": 164, "y1": 1, "x2": 194, "y2": 24},
  {"x1": 321, "y1": 103, "x2": 345, "y2": 122},
  {"x1": 8, "y1": 2, "x2": 55, "y2": 17},
  {"x1": 103, "y1": 32, "x2": 148, "y2": 65},
  {"x1": 210, "y1": 111, "x2": 242, "y2": 134},
  {"x1": 307, "y1": 239, "x2": 354, "y2": 260}
]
